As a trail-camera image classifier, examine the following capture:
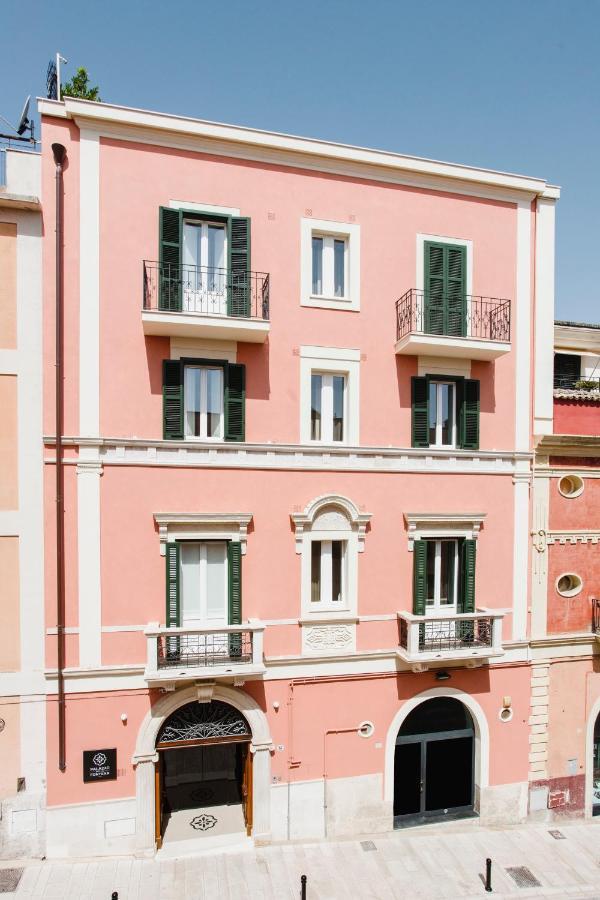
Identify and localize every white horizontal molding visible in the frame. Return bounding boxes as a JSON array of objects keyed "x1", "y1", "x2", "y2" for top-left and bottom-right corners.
[
  {"x1": 404, "y1": 512, "x2": 486, "y2": 549},
  {"x1": 154, "y1": 512, "x2": 253, "y2": 554},
  {"x1": 45, "y1": 437, "x2": 533, "y2": 475},
  {"x1": 0, "y1": 350, "x2": 18, "y2": 375},
  {"x1": 0, "y1": 510, "x2": 20, "y2": 536},
  {"x1": 169, "y1": 200, "x2": 240, "y2": 216},
  {"x1": 38, "y1": 98, "x2": 559, "y2": 201},
  {"x1": 546, "y1": 530, "x2": 600, "y2": 545},
  {"x1": 299, "y1": 345, "x2": 360, "y2": 362}
]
